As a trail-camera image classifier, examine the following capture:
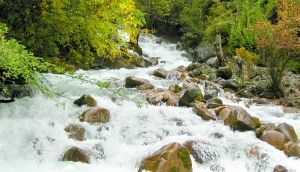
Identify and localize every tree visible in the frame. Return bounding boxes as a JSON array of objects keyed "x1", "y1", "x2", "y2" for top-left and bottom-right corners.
[
  {"x1": 254, "y1": 0, "x2": 300, "y2": 97},
  {"x1": 0, "y1": 23, "x2": 53, "y2": 95},
  {"x1": 0, "y1": 0, "x2": 144, "y2": 68}
]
